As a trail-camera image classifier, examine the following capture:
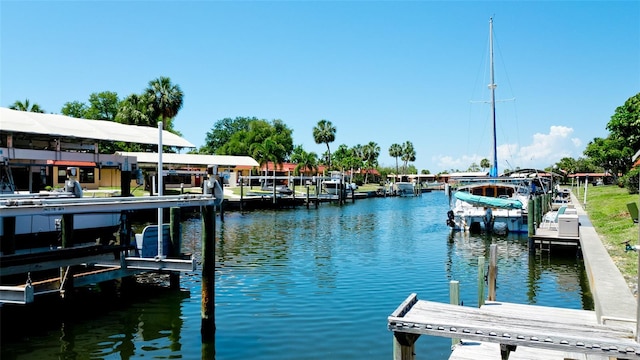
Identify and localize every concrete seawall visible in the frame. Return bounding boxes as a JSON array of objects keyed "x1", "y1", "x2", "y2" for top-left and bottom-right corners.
[{"x1": 571, "y1": 192, "x2": 637, "y2": 331}]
